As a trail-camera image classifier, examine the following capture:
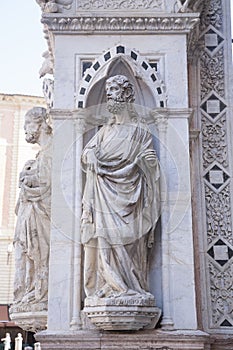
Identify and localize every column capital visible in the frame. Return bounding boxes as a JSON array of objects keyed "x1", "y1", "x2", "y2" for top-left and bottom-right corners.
[
  {"x1": 150, "y1": 110, "x2": 169, "y2": 133},
  {"x1": 74, "y1": 117, "x2": 86, "y2": 134}
]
